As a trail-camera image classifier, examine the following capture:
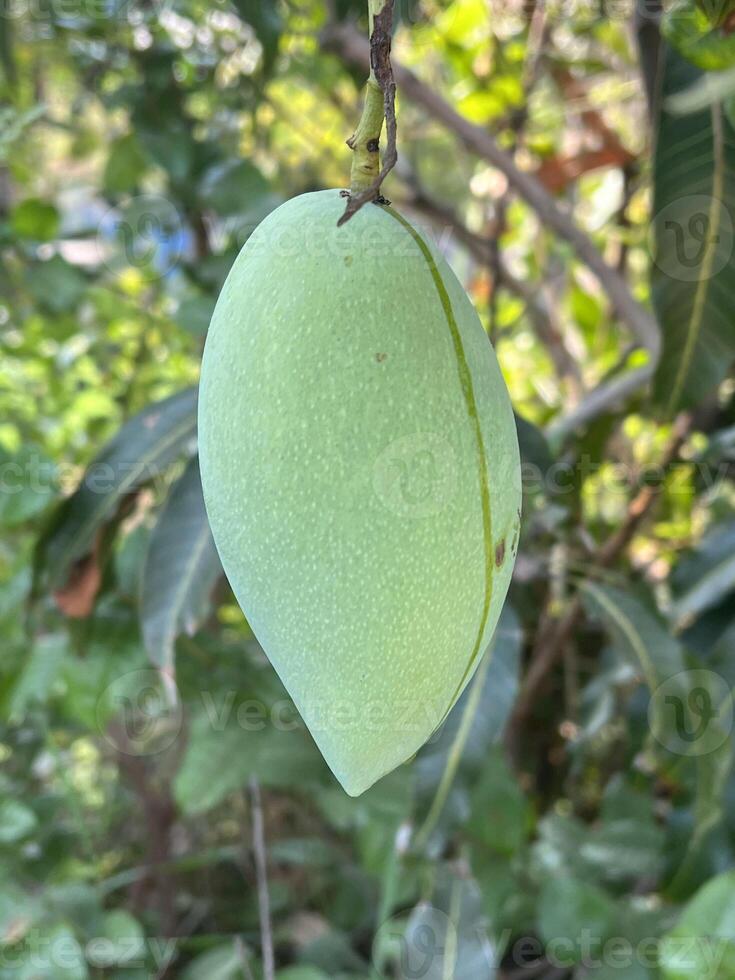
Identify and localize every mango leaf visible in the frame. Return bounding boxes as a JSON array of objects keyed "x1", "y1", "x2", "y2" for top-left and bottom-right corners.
[
  {"x1": 36, "y1": 387, "x2": 197, "y2": 591},
  {"x1": 660, "y1": 869, "x2": 735, "y2": 979},
  {"x1": 174, "y1": 704, "x2": 327, "y2": 814},
  {"x1": 651, "y1": 46, "x2": 735, "y2": 414},
  {"x1": 180, "y1": 944, "x2": 247, "y2": 980},
  {"x1": 104, "y1": 133, "x2": 148, "y2": 194},
  {"x1": 24, "y1": 255, "x2": 86, "y2": 313},
  {"x1": 537, "y1": 876, "x2": 618, "y2": 966},
  {"x1": 140, "y1": 456, "x2": 221, "y2": 672},
  {"x1": 199, "y1": 159, "x2": 271, "y2": 216},
  {"x1": 671, "y1": 519, "x2": 735, "y2": 627},
  {"x1": 580, "y1": 582, "x2": 685, "y2": 691},
  {"x1": 663, "y1": 1, "x2": 735, "y2": 70},
  {"x1": 10, "y1": 198, "x2": 59, "y2": 240},
  {"x1": 582, "y1": 583, "x2": 733, "y2": 889},
  {"x1": 412, "y1": 606, "x2": 522, "y2": 849}
]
